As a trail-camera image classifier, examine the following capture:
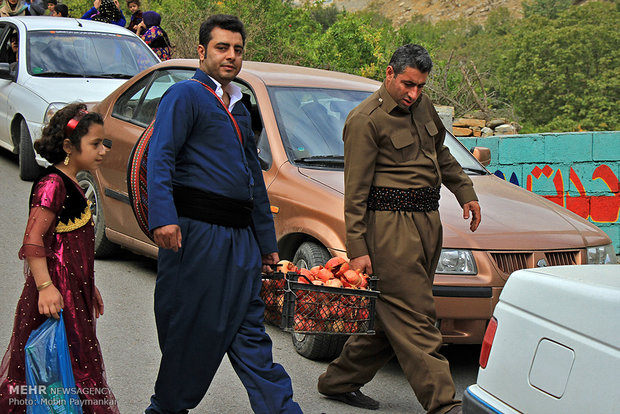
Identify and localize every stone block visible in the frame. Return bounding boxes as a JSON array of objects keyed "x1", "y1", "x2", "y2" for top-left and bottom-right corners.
[
  {"x1": 435, "y1": 105, "x2": 454, "y2": 132},
  {"x1": 499, "y1": 135, "x2": 544, "y2": 164},
  {"x1": 593, "y1": 132, "x2": 620, "y2": 162},
  {"x1": 494, "y1": 124, "x2": 517, "y2": 135},
  {"x1": 453, "y1": 126, "x2": 472, "y2": 137},
  {"x1": 481, "y1": 127, "x2": 493, "y2": 137},
  {"x1": 524, "y1": 163, "x2": 570, "y2": 196},
  {"x1": 545, "y1": 133, "x2": 592, "y2": 163},
  {"x1": 488, "y1": 118, "x2": 508, "y2": 129},
  {"x1": 453, "y1": 118, "x2": 486, "y2": 128}
]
